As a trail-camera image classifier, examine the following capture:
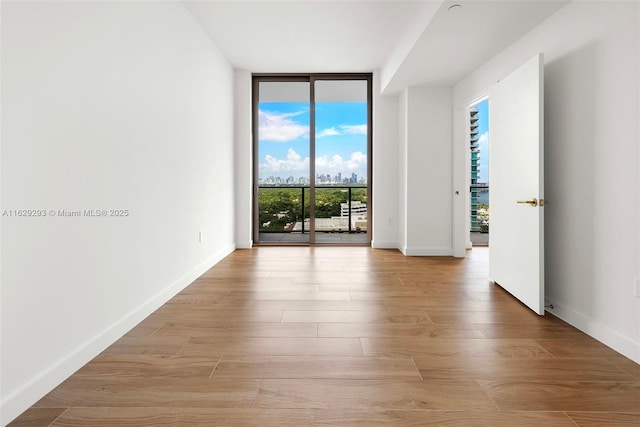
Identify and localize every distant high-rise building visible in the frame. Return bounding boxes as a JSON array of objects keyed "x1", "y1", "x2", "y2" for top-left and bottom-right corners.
[
  {"x1": 340, "y1": 200, "x2": 367, "y2": 217},
  {"x1": 470, "y1": 107, "x2": 480, "y2": 232}
]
